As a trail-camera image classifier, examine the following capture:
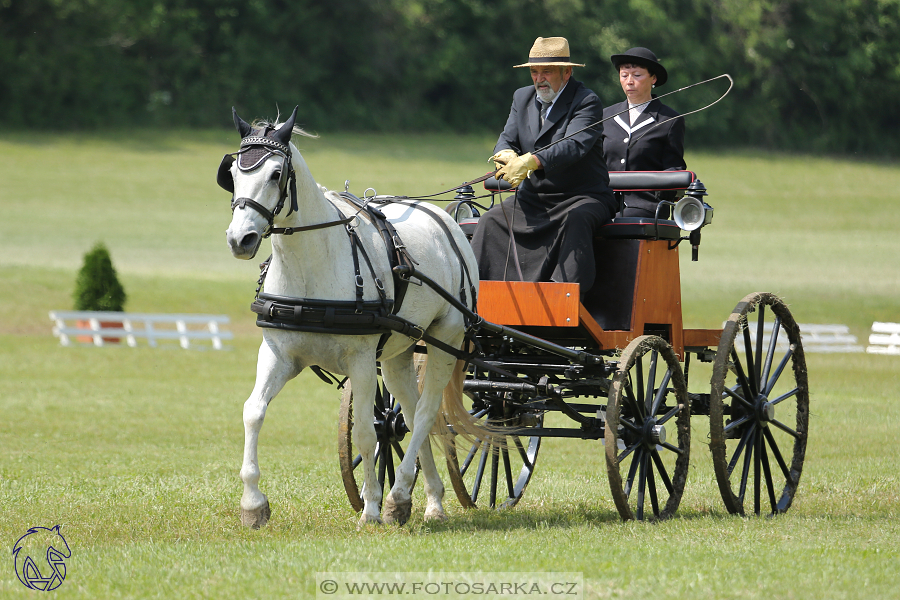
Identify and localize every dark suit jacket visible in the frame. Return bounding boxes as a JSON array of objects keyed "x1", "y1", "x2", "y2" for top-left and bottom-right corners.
[
  {"x1": 602, "y1": 98, "x2": 685, "y2": 214},
  {"x1": 494, "y1": 78, "x2": 613, "y2": 205}
]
